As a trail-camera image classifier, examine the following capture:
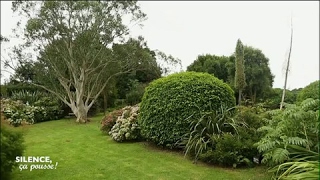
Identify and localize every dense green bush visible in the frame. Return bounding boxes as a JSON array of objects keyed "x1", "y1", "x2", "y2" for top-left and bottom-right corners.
[
  {"x1": 296, "y1": 80, "x2": 319, "y2": 103},
  {"x1": 139, "y1": 72, "x2": 235, "y2": 148},
  {"x1": 0, "y1": 126, "x2": 25, "y2": 180},
  {"x1": 184, "y1": 105, "x2": 266, "y2": 168},
  {"x1": 109, "y1": 105, "x2": 141, "y2": 142},
  {"x1": 182, "y1": 106, "x2": 240, "y2": 162},
  {"x1": 33, "y1": 97, "x2": 64, "y2": 121},
  {"x1": 199, "y1": 133, "x2": 252, "y2": 168}
]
